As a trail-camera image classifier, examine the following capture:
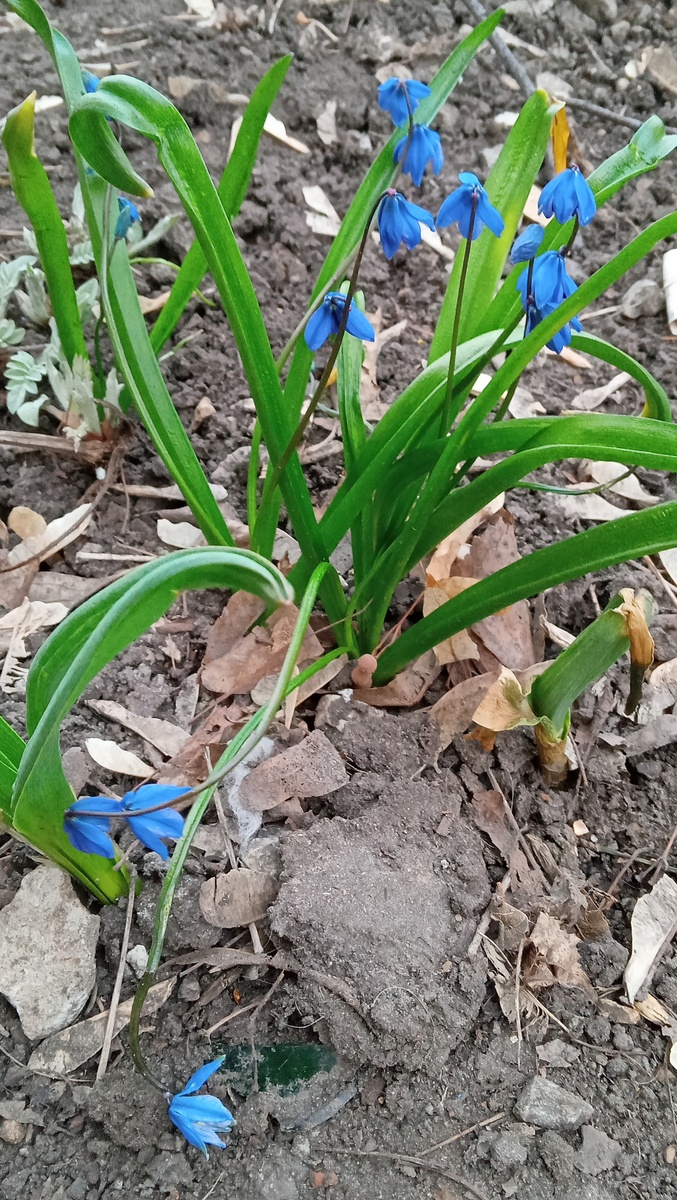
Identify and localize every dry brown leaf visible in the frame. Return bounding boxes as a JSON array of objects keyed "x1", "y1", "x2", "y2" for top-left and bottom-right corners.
[
  {"x1": 602, "y1": 715, "x2": 677, "y2": 757},
  {"x1": 625, "y1": 875, "x2": 677, "y2": 1005},
  {"x1": 659, "y1": 548, "x2": 677, "y2": 587},
  {"x1": 426, "y1": 496, "x2": 505, "y2": 584},
  {"x1": 471, "y1": 665, "x2": 549, "y2": 733},
  {"x1": 353, "y1": 650, "x2": 439, "y2": 707},
  {"x1": 138, "y1": 291, "x2": 171, "y2": 315},
  {"x1": 527, "y1": 911, "x2": 597, "y2": 999},
  {"x1": 27, "y1": 978, "x2": 175, "y2": 1075},
  {"x1": 0, "y1": 599, "x2": 68, "y2": 652},
  {"x1": 556, "y1": 345, "x2": 592, "y2": 369},
  {"x1": 157, "y1": 518, "x2": 206, "y2": 549},
  {"x1": 633, "y1": 993, "x2": 677, "y2": 1067},
  {"x1": 508, "y1": 388, "x2": 546, "y2": 419},
  {"x1": 204, "y1": 590, "x2": 266, "y2": 664},
  {"x1": 7, "y1": 507, "x2": 47, "y2": 539},
  {"x1": 423, "y1": 578, "x2": 481, "y2": 665},
  {"x1": 315, "y1": 99, "x2": 337, "y2": 145},
  {"x1": 238, "y1": 729, "x2": 348, "y2": 812},
  {"x1": 27, "y1": 570, "x2": 121, "y2": 610},
  {"x1": 553, "y1": 492, "x2": 625, "y2": 522},
  {"x1": 636, "y1": 656, "x2": 677, "y2": 723},
  {"x1": 470, "y1": 789, "x2": 539, "y2": 892},
  {"x1": 428, "y1": 671, "x2": 498, "y2": 752},
  {"x1": 158, "y1": 704, "x2": 241, "y2": 787},
  {"x1": 585, "y1": 461, "x2": 658, "y2": 506},
  {"x1": 452, "y1": 513, "x2": 535, "y2": 670},
  {"x1": 199, "y1": 868, "x2": 279, "y2": 928},
  {"x1": 0, "y1": 503, "x2": 93, "y2": 608},
  {"x1": 87, "y1": 700, "x2": 190, "y2": 758},
  {"x1": 571, "y1": 372, "x2": 630, "y2": 411},
  {"x1": 201, "y1": 602, "x2": 321, "y2": 697},
  {"x1": 303, "y1": 184, "x2": 341, "y2": 236},
  {"x1": 84, "y1": 738, "x2": 153, "y2": 778}
]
